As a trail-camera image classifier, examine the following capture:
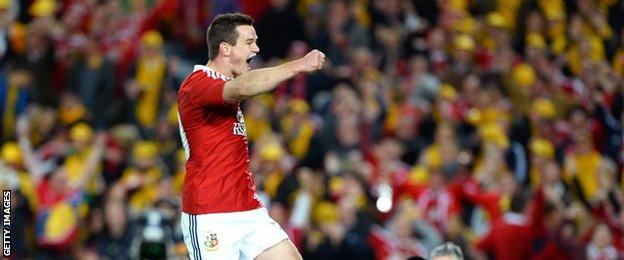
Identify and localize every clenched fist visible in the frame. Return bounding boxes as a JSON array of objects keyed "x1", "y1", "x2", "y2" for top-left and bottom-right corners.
[{"x1": 296, "y1": 49, "x2": 325, "y2": 73}]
